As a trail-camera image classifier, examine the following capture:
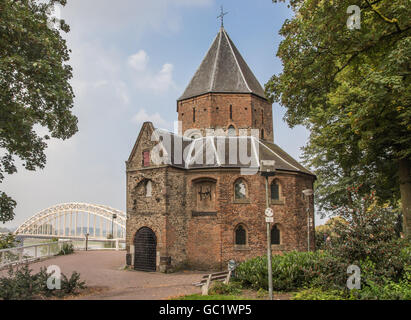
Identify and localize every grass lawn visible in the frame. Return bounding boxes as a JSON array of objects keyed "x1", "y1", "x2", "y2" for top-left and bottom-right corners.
[{"x1": 172, "y1": 289, "x2": 292, "y2": 300}]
